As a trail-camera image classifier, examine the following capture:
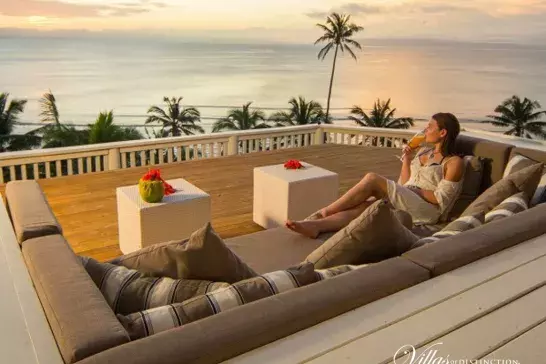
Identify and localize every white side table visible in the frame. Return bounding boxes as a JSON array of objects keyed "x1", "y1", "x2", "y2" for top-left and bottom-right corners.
[
  {"x1": 253, "y1": 162, "x2": 339, "y2": 229},
  {"x1": 116, "y1": 178, "x2": 211, "y2": 254}
]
